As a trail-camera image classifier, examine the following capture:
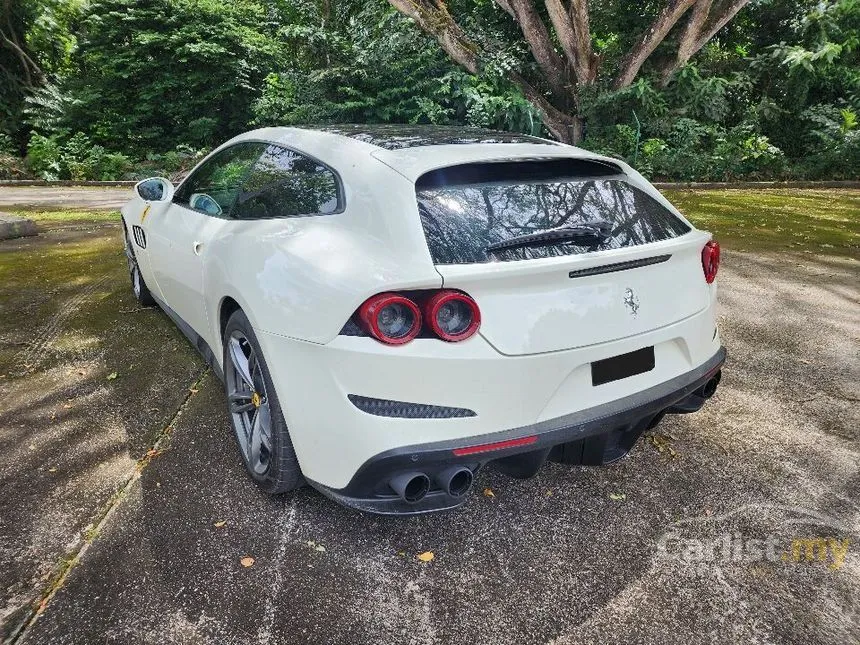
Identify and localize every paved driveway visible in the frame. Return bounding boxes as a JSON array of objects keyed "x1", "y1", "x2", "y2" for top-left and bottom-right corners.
[
  {"x1": 0, "y1": 209, "x2": 857, "y2": 644},
  {"x1": 0, "y1": 186, "x2": 131, "y2": 211}
]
